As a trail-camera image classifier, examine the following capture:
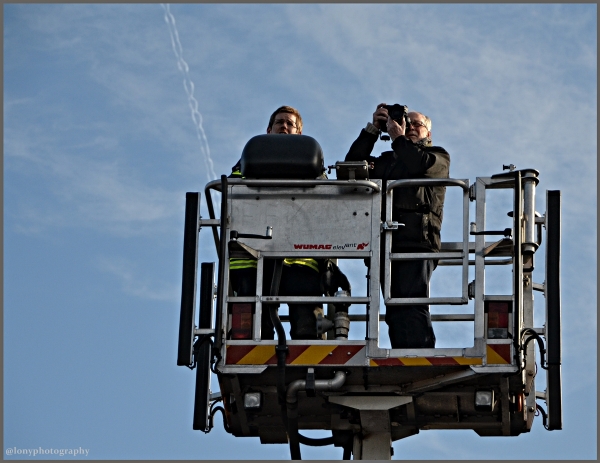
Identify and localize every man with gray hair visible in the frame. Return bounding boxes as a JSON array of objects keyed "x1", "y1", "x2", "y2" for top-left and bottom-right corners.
[{"x1": 345, "y1": 103, "x2": 450, "y2": 348}]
